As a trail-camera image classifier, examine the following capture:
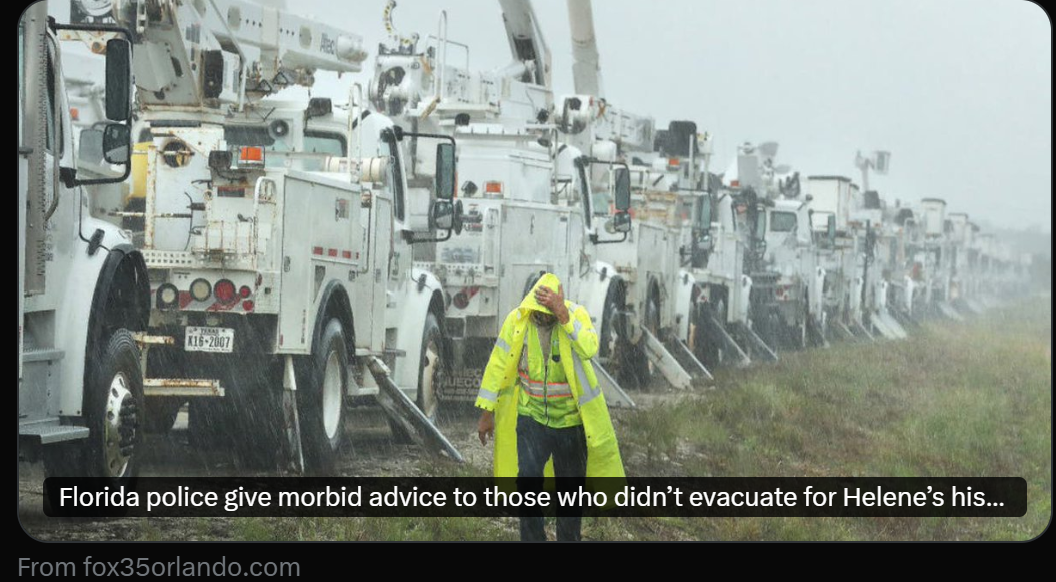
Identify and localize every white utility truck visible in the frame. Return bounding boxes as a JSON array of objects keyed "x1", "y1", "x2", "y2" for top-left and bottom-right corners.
[
  {"x1": 19, "y1": 1, "x2": 146, "y2": 478},
  {"x1": 370, "y1": 0, "x2": 637, "y2": 409},
  {"x1": 101, "y1": 0, "x2": 462, "y2": 471},
  {"x1": 556, "y1": 0, "x2": 709, "y2": 390}
]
